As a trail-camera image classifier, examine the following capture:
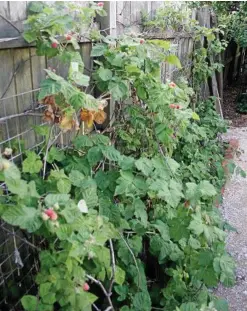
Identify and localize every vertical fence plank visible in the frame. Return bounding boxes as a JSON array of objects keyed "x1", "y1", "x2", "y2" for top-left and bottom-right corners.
[
  {"x1": 13, "y1": 48, "x2": 35, "y2": 148},
  {"x1": 0, "y1": 49, "x2": 18, "y2": 144}
]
